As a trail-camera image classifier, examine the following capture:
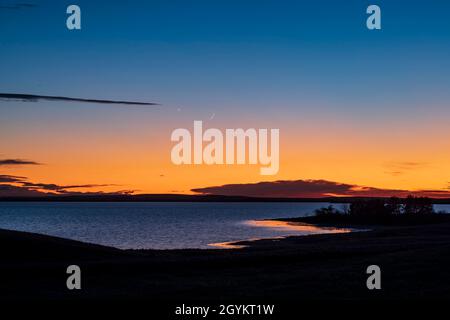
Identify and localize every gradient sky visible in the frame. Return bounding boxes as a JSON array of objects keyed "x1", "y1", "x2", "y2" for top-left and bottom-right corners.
[{"x1": 1, "y1": 0, "x2": 450, "y2": 196}]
